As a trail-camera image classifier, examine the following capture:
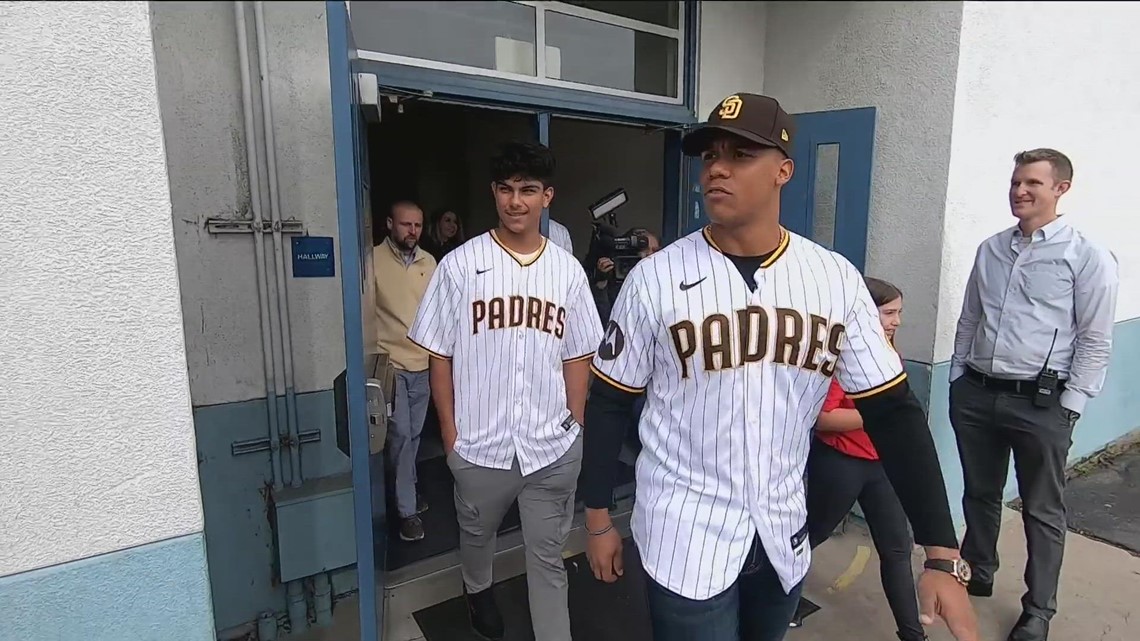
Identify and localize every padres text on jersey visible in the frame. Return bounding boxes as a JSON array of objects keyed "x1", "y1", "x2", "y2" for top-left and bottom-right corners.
[
  {"x1": 408, "y1": 231, "x2": 603, "y2": 475},
  {"x1": 591, "y1": 227, "x2": 905, "y2": 600}
]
